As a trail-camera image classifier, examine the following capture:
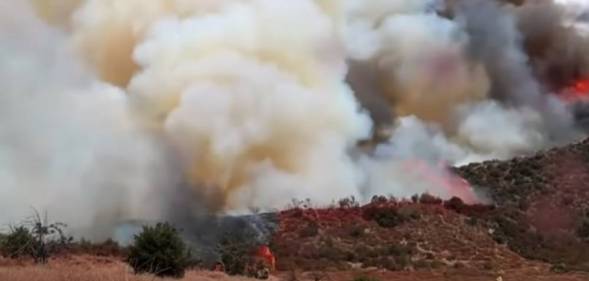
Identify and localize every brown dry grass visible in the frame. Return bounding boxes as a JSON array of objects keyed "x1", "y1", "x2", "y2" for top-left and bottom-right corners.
[
  {"x1": 0, "y1": 256, "x2": 268, "y2": 281},
  {"x1": 1, "y1": 256, "x2": 588, "y2": 281}
]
